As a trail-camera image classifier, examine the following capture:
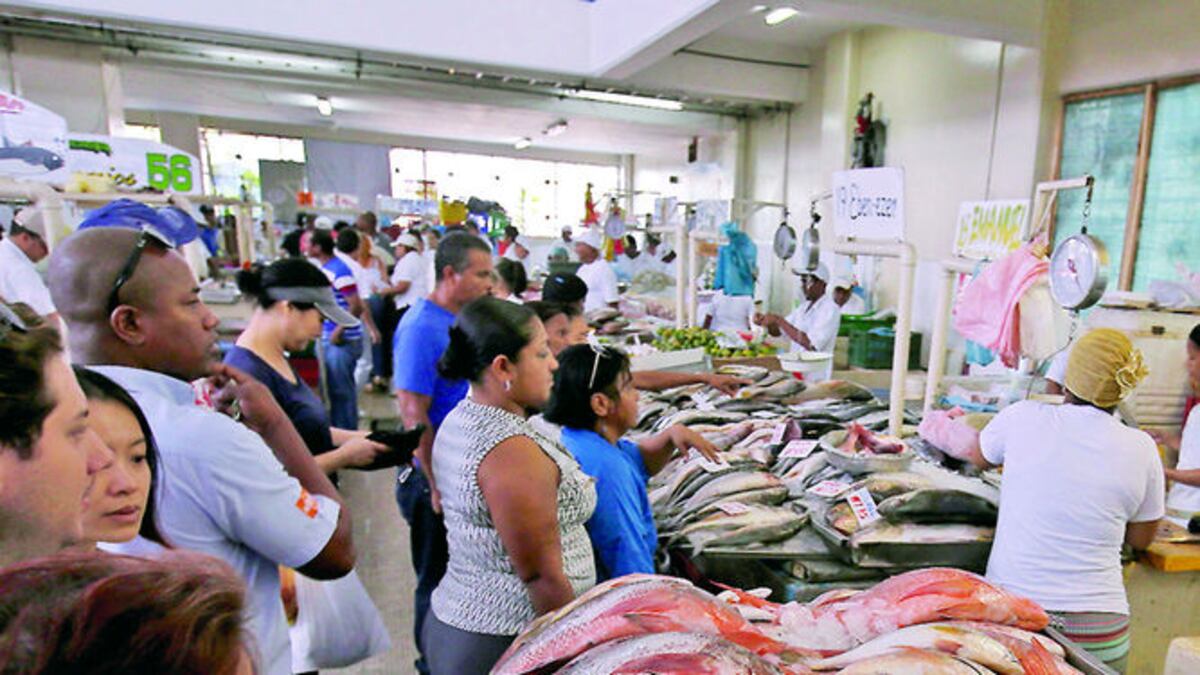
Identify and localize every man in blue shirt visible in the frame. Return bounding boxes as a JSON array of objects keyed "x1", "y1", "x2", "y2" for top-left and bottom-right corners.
[
  {"x1": 392, "y1": 232, "x2": 493, "y2": 675},
  {"x1": 48, "y1": 226, "x2": 355, "y2": 675},
  {"x1": 310, "y1": 229, "x2": 366, "y2": 430}
]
